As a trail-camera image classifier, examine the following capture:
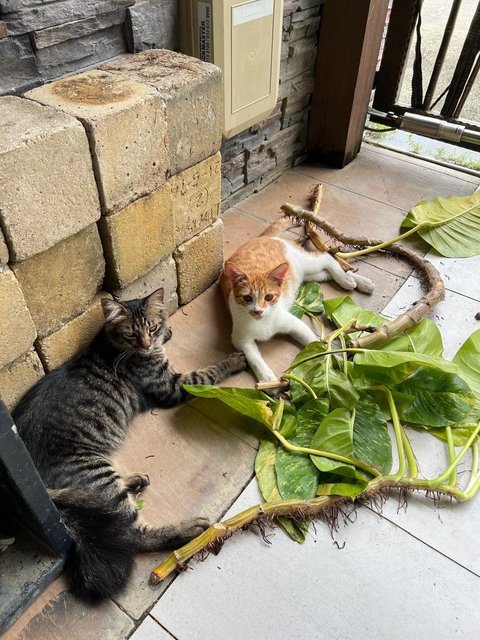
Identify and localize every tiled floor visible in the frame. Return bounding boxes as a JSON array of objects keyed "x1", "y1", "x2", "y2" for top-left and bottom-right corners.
[{"x1": 4, "y1": 145, "x2": 480, "y2": 639}]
